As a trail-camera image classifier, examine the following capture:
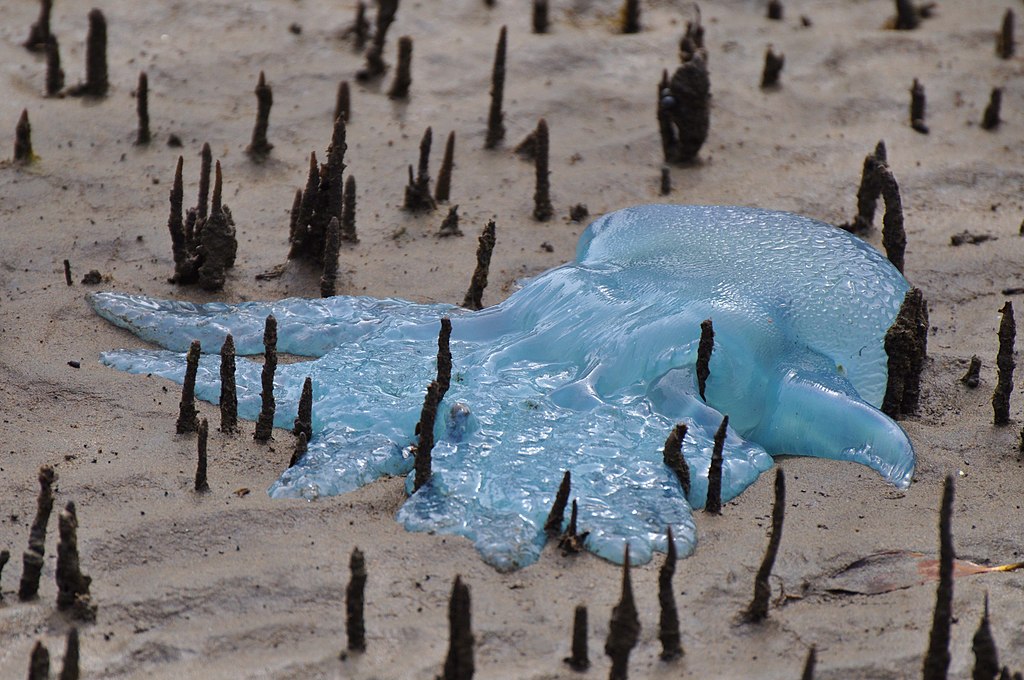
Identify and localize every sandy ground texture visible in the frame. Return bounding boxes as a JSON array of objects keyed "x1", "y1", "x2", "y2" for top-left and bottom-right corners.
[{"x1": 3, "y1": 0, "x2": 1024, "y2": 677}]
